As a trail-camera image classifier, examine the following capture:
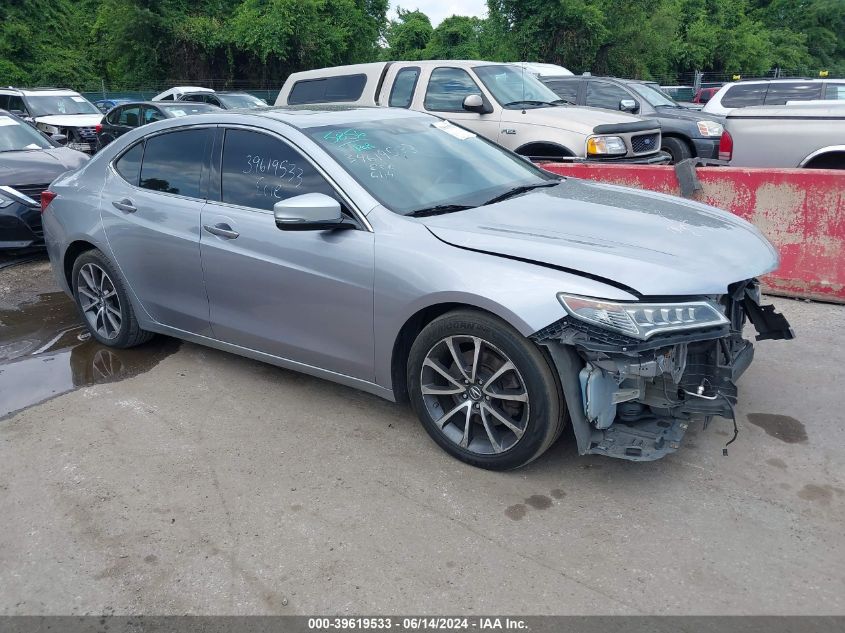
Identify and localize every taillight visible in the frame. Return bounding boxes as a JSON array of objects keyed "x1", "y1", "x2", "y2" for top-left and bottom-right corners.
[
  {"x1": 41, "y1": 190, "x2": 57, "y2": 213},
  {"x1": 718, "y1": 129, "x2": 733, "y2": 161},
  {"x1": 95, "y1": 123, "x2": 102, "y2": 134}
]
